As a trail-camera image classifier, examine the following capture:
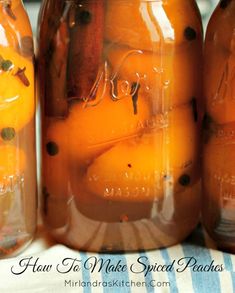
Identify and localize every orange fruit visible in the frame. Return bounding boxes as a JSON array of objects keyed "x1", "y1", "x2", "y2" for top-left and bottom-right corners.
[
  {"x1": 66, "y1": 81, "x2": 150, "y2": 165},
  {"x1": 0, "y1": 46, "x2": 34, "y2": 132},
  {"x1": 85, "y1": 133, "x2": 164, "y2": 202},
  {"x1": 84, "y1": 104, "x2": 199, "y2": 201}
]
